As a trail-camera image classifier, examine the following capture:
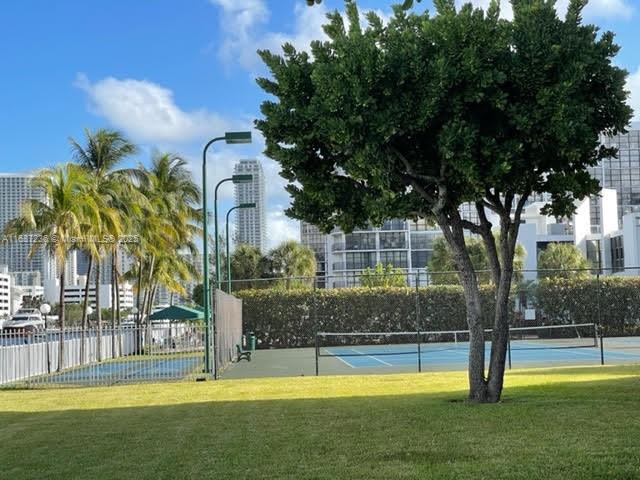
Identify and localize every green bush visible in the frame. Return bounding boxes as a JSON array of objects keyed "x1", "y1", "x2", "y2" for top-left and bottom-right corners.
[
  {"x1": 236, "y1": 286, "x2": 501, "y2": 349},
  {"x1": 237, "y1": 276, "x2": 640, "y2": 348},
  {"x1": 536, "y1": 276, "x2": 640, "y2": 336}
]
